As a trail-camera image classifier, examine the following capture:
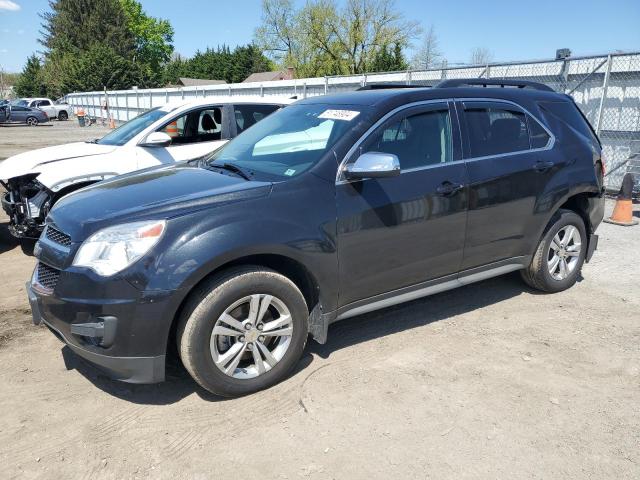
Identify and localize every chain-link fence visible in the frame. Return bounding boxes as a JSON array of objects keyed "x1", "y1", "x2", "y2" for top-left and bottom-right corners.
[{"x1": 65, "y1": 51, "x2": 640, "y2": 190}]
